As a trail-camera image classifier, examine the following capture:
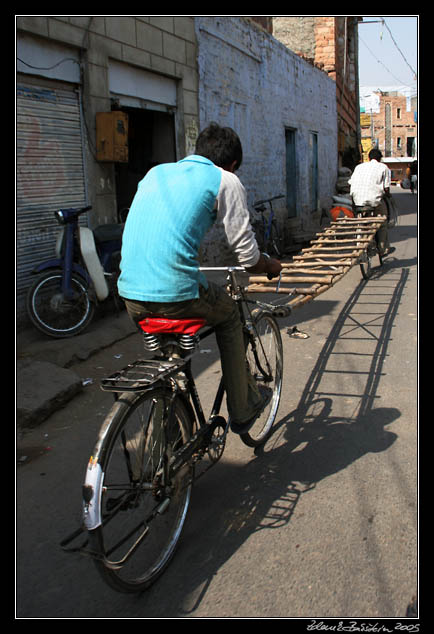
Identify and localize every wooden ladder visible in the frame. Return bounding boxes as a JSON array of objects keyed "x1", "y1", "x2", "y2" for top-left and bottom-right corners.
[{"x1": 247, "y1": 216, "x2": 387, "y2": 310}]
